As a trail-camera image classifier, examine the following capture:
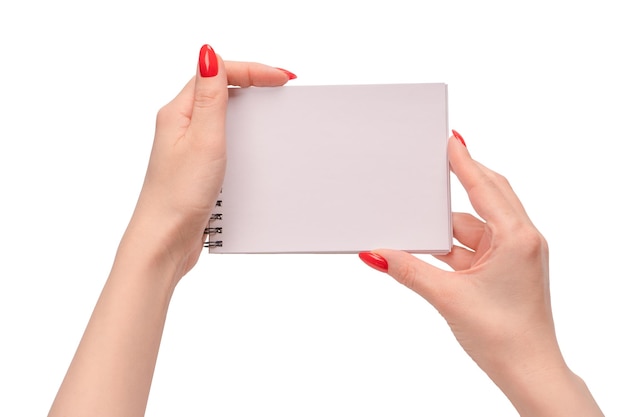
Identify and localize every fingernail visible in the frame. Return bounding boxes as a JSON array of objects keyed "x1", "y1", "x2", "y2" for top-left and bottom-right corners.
[
  {"x1": 199, "y1": 44, "x2": 218, "y2": 78},
  {"x1": 275, "y1": 67, "x2": 297, "y2": 80},
  {"x1": 452, "y1": 130, "x2": 467, "y2": 147},
  {"x1": 358, "y1": 252, "x2": 389, "y2": 273}
]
